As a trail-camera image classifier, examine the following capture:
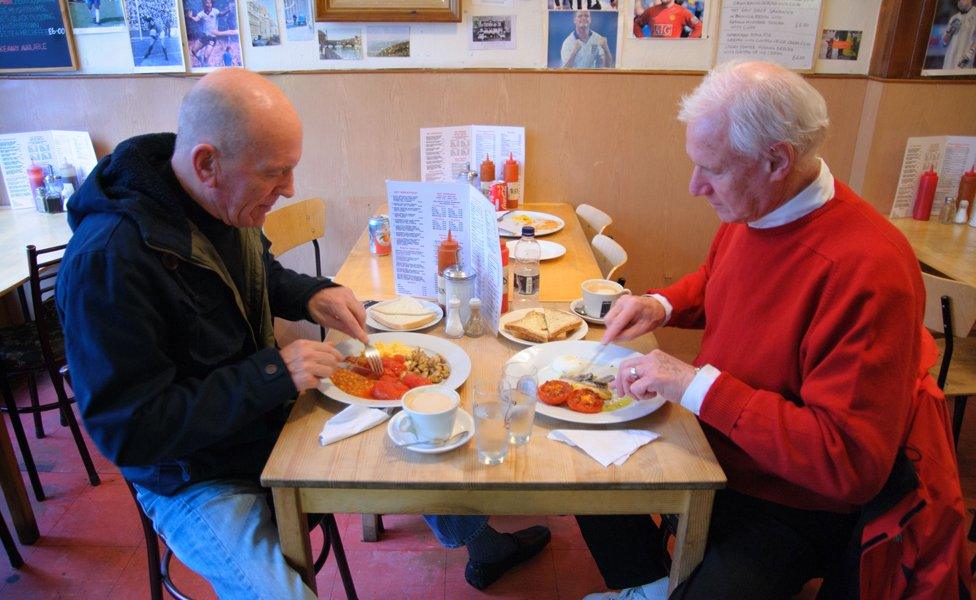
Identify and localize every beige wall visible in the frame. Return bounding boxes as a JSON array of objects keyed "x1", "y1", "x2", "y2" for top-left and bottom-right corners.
[{"x1": 1, "y1": 72, "x2": 973, "y2": 351}]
